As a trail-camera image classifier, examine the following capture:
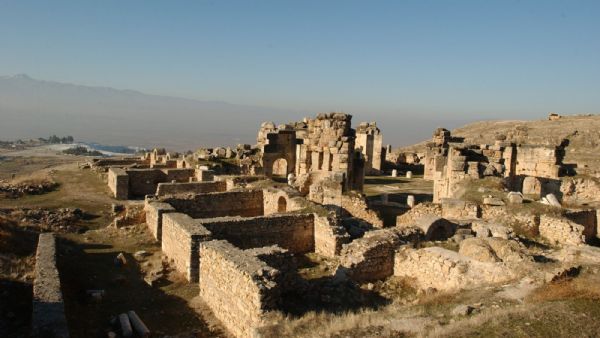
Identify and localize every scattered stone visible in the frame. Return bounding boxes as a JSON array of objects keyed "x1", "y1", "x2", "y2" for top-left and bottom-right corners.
[
  {"x1": 545, "y1": 193, "x2": 561, "y2": 207},
  {"x1": 507, "y1": 191, "x2": 524, "y2": 204},
  {"x1": 119, "y1": 313, "x2": 133, "y2": 337},
  {"x1": 114, "y1": 253, "x2": 127, "y2": 267},
  {"x1": 452, "y1": 304, "x2": 474, "y2": 316},
  {"x1": 406, "y1": 195, "x2": 415, "y2": 208},
  {"x1": 483, "y1": 196, "x2": 505, "y2": 206},
  {"x1": 127, "y1": 310, "x2": 151, "y2": 338}
]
